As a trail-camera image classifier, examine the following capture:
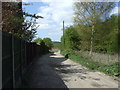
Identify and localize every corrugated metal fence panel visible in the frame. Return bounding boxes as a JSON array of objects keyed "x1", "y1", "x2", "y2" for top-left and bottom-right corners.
[{"x1": 2, "y1": 31, "x2": 13, "y2": 88}]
